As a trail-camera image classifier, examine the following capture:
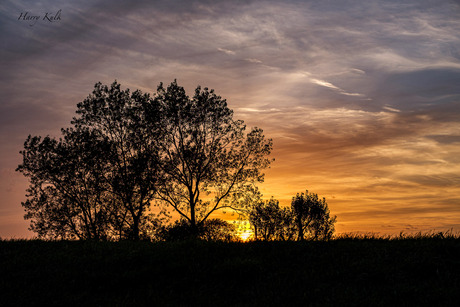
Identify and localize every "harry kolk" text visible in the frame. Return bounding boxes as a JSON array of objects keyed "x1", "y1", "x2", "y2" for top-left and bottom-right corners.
[{"x1": 18, "y1": 9, "x2": 61, "y2": 26}]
